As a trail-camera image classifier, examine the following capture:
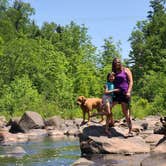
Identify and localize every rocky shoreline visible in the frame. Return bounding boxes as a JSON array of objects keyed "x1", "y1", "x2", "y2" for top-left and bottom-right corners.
[{"x1": 0, "y1": 111, "x2": 166, "y2": 165}]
